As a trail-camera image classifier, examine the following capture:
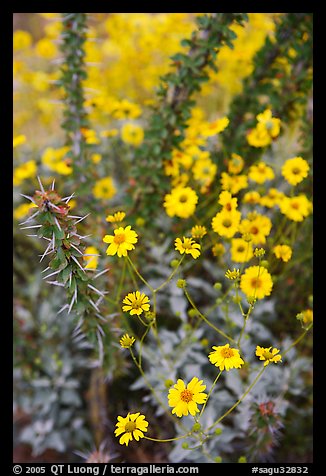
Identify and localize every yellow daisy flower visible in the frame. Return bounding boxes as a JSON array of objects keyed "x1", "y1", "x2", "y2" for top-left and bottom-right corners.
[
  {"x1": 247, "y1": 124, "x2": 272, "y2": 148},
  {"x1": 168, "y1": 377, "x2": 207, "y2": 417},
  {"x1": 103, "y1": 225, "x2": 138, "y2": 257},
  {"x1": 121, "y1": 123, "x2": 144, "y2": 146},
  {"x1": 282, "y1": 157, "x2": 309, "y2": 186},
  {"x1": 240, "y1": 265, "x2": 273, "y2": 300},
  {"x1": 106, "y1": 211, "x2": 126, "y2": 223},
  {"x1": 220, "y1": 172, "x2": 248, "y2": 195},
  {"x1": 163, "y1": 186, "x2": 198, "y2": 219},
  {"x1": 273, "y1": 244, "x2": 292, "y2": 262},
  {"x1": 239, "y1": 213, "x2": 272, "y2": 245},
  {"x1": 243, "y1": 191, "x2": 261, "y2": 205},
  {"x1": 191, "y1": 225, "x2": 207, "y2": 239},
  {"x1": 200, "y1": 116, "x2": 229, "y2": 137},
  {"x1": 119, "y1": 334, "x2": 136, "y2": 349},
  {"x1": 92, "y1": 177, "x2": 116, "y2": 200},
  {"x1": 122, "y1": 291, "x2": 150, "y2": 316},
  {"x1": 231, "y1": 238, "x2": 253, "y2": 263},
  {"x1": 218, "y1": 190, "x2": 238, "y2": 212},
  {"x1": 114, "y1": 413, "x2": 148, "y2": 446},
  {"x1": 248, "y1": 162, "x2": 275, "y2": 184},
  {"x1": 280, "y1": 195, "x2": 312, "y2": 222},
  {"x1": 227, "y1": 153, "x2": 244, "y2": 175},
  {"x1": 255, "y1": 346, "x2": 282, "y2": 366},
  {"x1": 256, "y1": 109, "x2": 281, "y2": 138},
  {"x1": 211, "y1": 210, "x2": 241, "y2": 238},
  {"x1": 259, "y1": 188, "x2": 285, "y2": 208},
  {"x1": 208, "y1": 344, "x2": 244, "y2": 371},
  {"x1": 175, "y1": 237, "x2": 201, "y2": 259}
]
